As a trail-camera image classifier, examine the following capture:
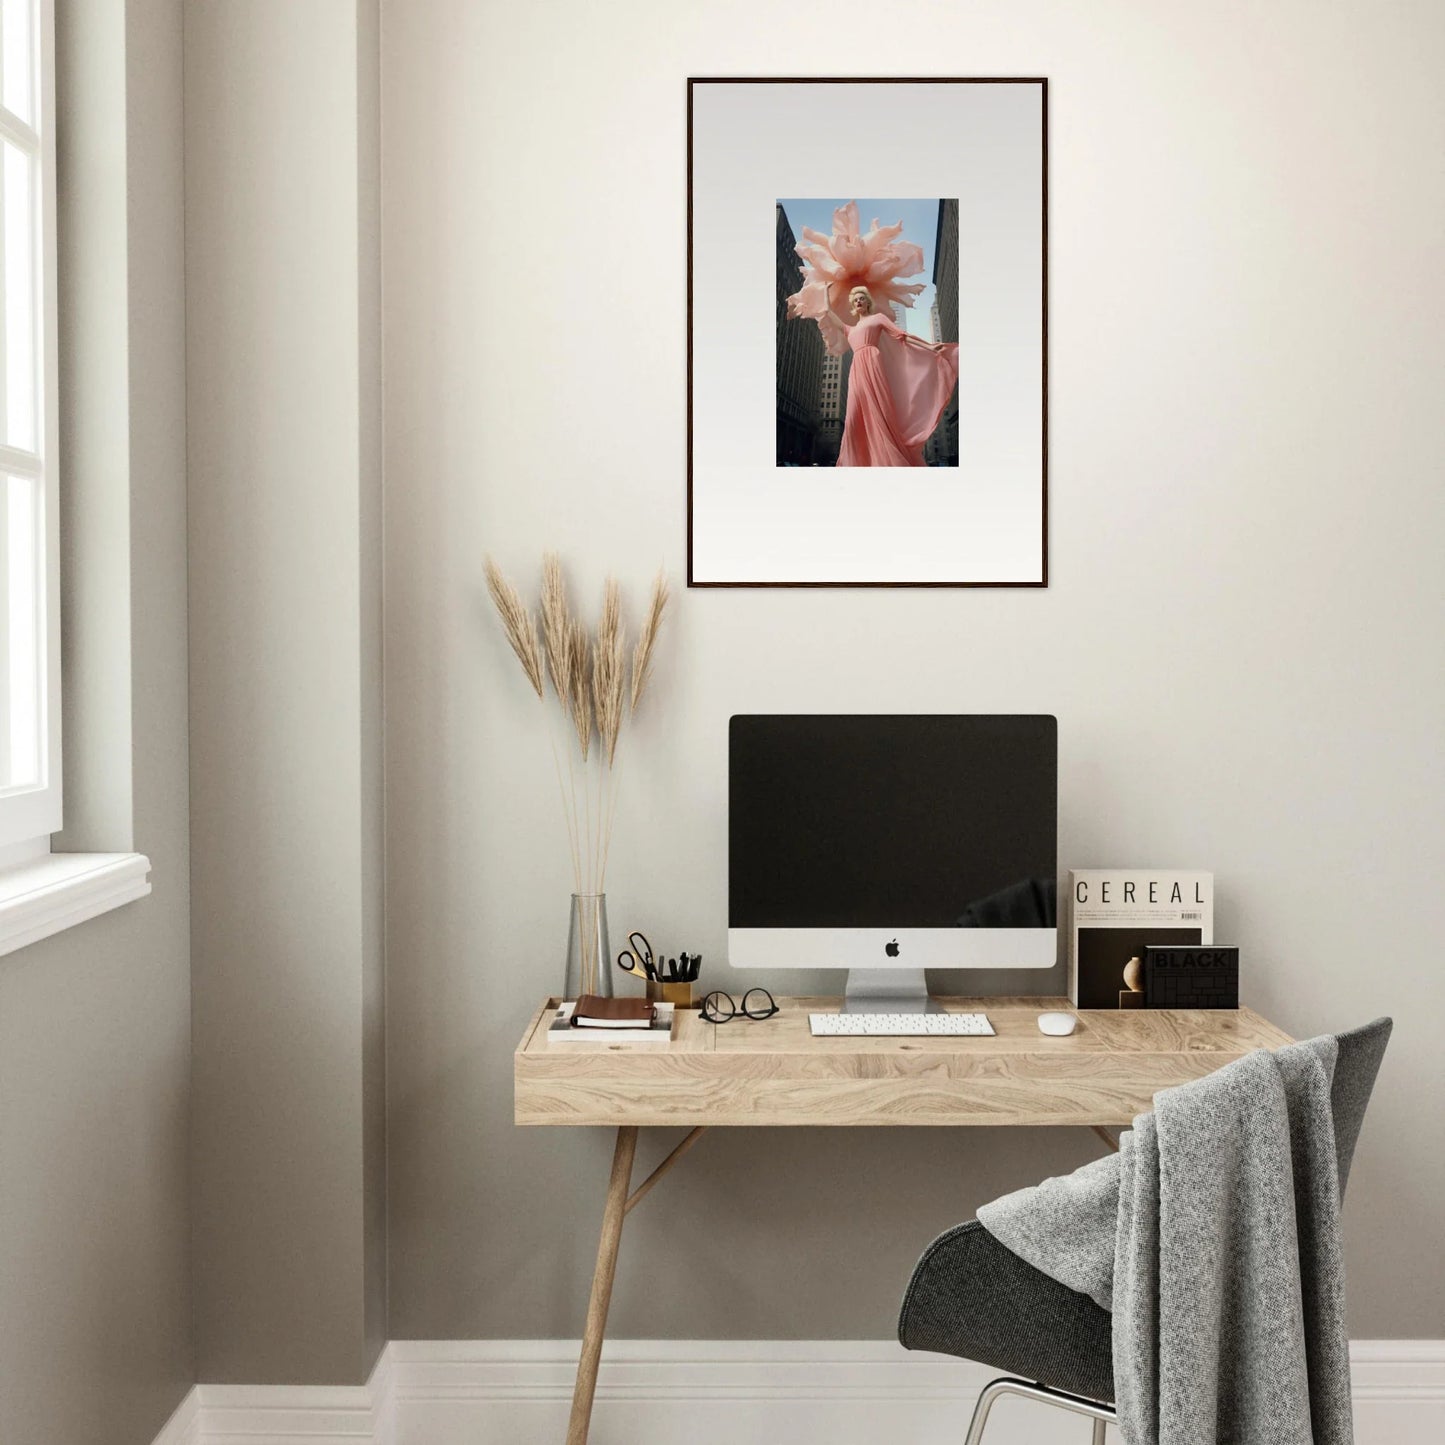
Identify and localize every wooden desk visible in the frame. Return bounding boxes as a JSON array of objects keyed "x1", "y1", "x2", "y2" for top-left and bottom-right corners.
[{"x1": 515, "y1": 996, "x2": 1291, "y2": 1444}]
